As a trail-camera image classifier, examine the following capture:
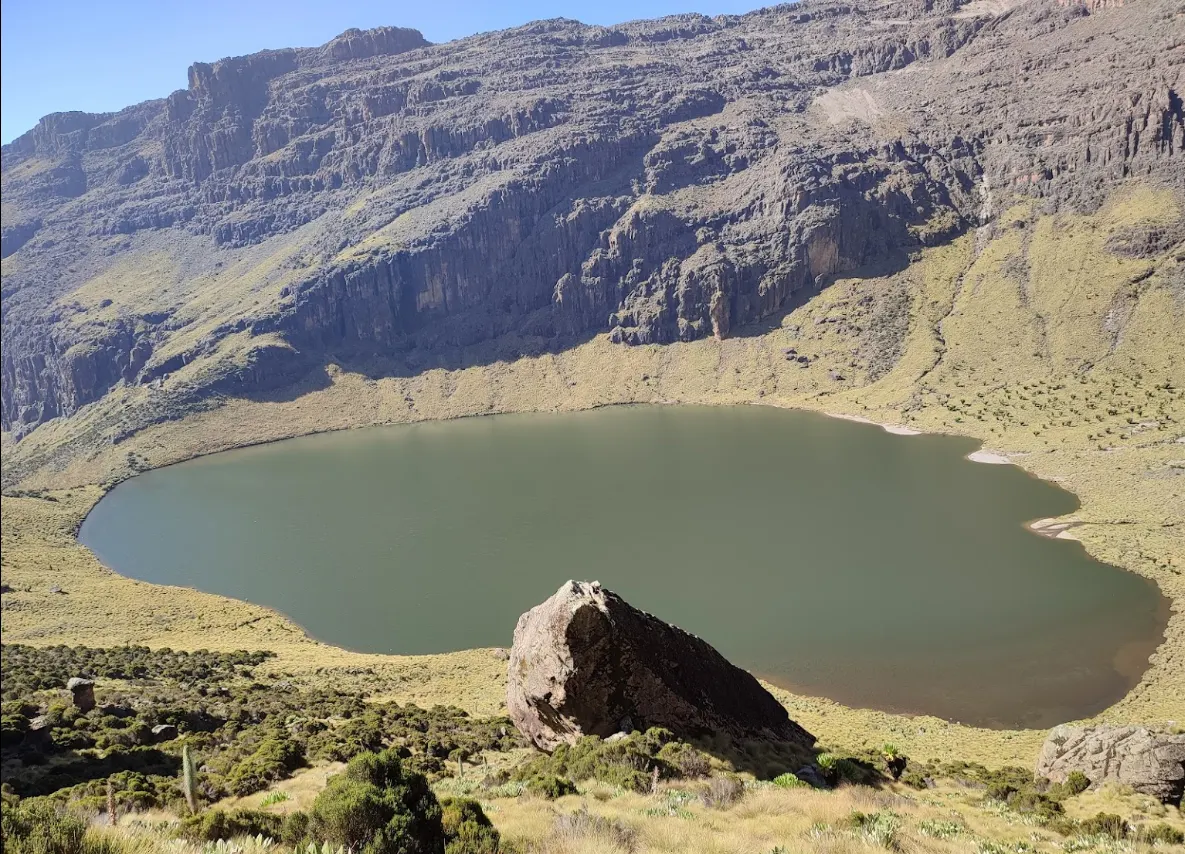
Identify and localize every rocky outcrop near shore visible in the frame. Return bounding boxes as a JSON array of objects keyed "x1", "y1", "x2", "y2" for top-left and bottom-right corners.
[
  {"x1": 2, "y1": 0, "x2": 1182, "y2": 437},
  {"x1": 1036, "y1": 725, "x2": 1185, "y2": 805},
  {"x1": 506, "y1": 580, "x2": 816, "y2": 751}
]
